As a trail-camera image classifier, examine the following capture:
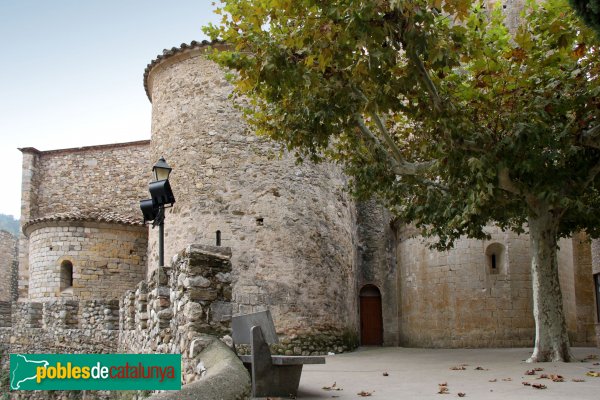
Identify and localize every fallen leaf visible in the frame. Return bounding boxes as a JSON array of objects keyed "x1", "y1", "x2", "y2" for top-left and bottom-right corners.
[
  {"x1": 323, "y1": 382, "x2": 343, "y2": 391},
  {"x1": 550, "y1": 374, "x2": 564, "y2": 382},
  {"x1": 439, "y1": 382, "x2": 448, "y2": 386},
  {"x1": 383, "y1": 372, "x2": 389, "y2": 376},
  {"x1": 458, "y1": 393, "x2": 466, "y2": 397},
  {"x1": 525, "y1": 369, "x2": 536, "y2": 375},
  {"x1": 438, "y1": 386, "x2": 449, "y2": 394},
  {"x1": 584, "y1": 354, "x2": 599, "y2": 361},
  {"x1": 534, "y1": 367, "x2": 544, "y2": 371},
  {"x1": 522, "y1": 382, "x2": 531, "y2": 386},
  {"x1": 585, "y1": 371, "x2": 599, "y2": 377},
  {"x1": 488, "y1": 379, "x2": 497, "y2": 382},
  {"x1": 539, "y1": 374, "x2": 549, "y2": 379},
  {"x1": 451, "y1": 366, "x2": 466, "y2": 370},
  {"x1": 502, "y1": 378, "x2": 512, "y2": 381},
  {"x1": 474, "y1": 366, "x2": 487, "y2": 370},
  {"x1": 532, "y1": 383, "x2": 547, "y2": 389},
  {"x1": 572, "y1": 378, "x2": 585, "y2": 382},
  {"x1": 357, "y1": 390, "x2": 372, "y2": 397}
]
